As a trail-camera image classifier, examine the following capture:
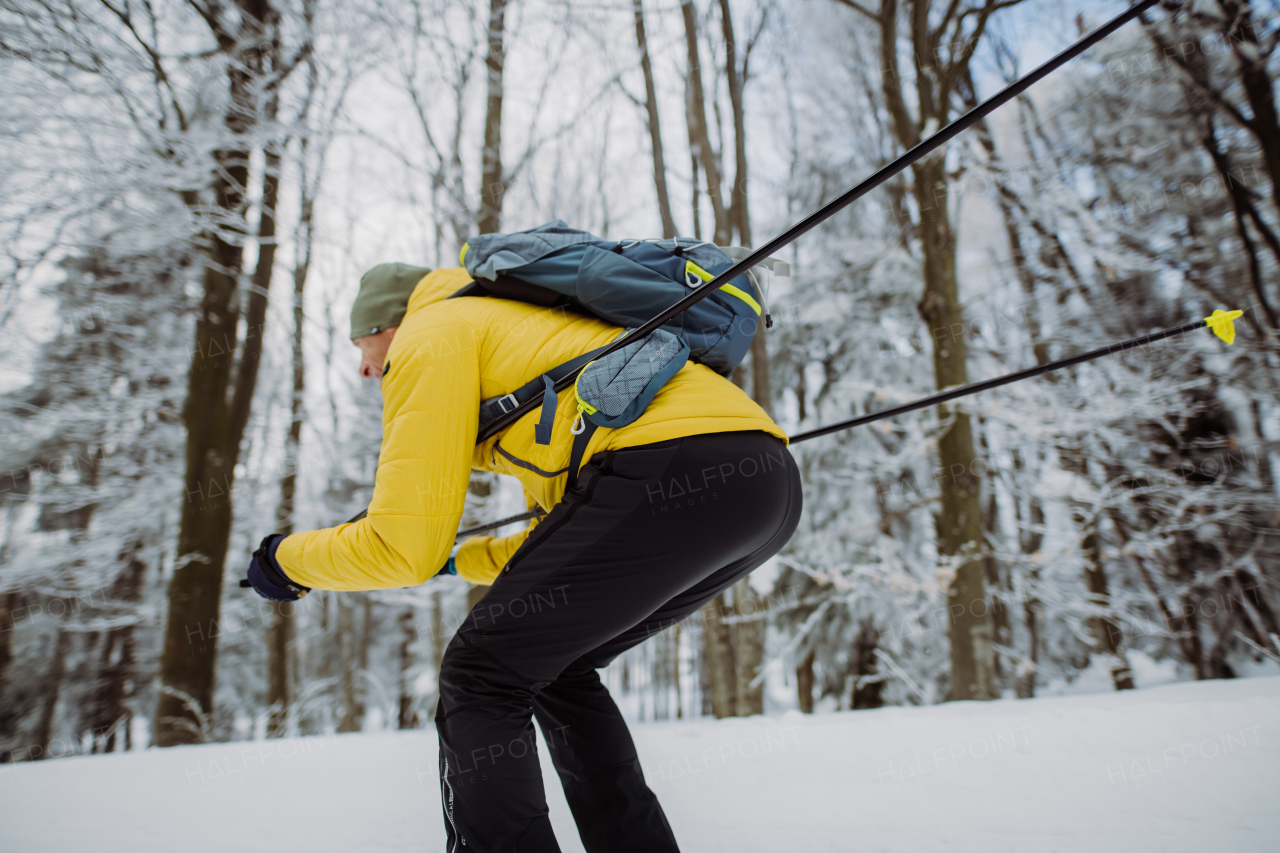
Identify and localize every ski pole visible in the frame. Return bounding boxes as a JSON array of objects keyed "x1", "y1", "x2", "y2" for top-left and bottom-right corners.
[
  {"x1": 790, "y1": 310, "x2": 1241, "y2": 443},
  {"x1": 472, "y1": 0, "x2": 1164, "y2": 445},
  {"x1": 456, "y1": 509, "x2": 546, "y2": 540},
  {"x1": 455, "y1": 310, "x2": 1243, "y2": 537},
  {"x1": 336, "y1": 0, "x2": 1164, "y2": 531}
]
